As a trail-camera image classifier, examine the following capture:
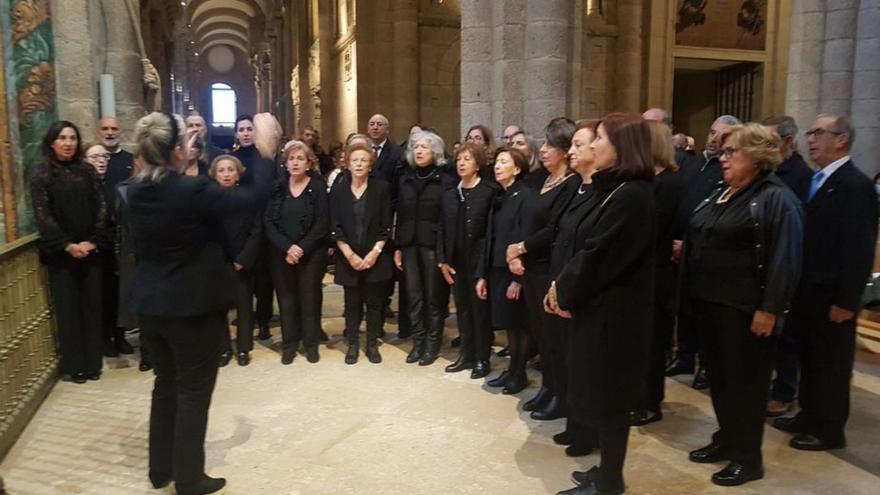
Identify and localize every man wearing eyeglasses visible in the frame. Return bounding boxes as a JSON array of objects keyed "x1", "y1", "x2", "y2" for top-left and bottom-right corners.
[
  {"x1": 667, "y1": 114, "x2": 741, "y2": 390},
  {"x1": 773, "y1": 114, "x2": 878, "y2": 452},
  {"x1": 501, "y1": 124, "x2": 522, "y2": 147}
]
